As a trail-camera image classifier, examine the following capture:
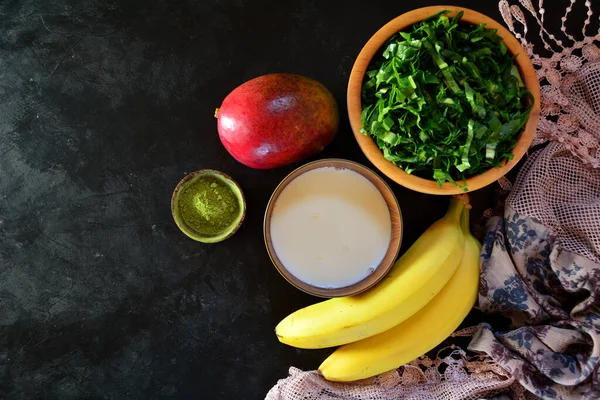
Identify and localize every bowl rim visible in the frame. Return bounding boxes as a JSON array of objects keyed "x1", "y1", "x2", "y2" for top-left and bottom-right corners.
[
  {"x1": 263, "y1": 158, "x2": 403, "y2": 298},
  {"x1": 347, "y1": 6, "x2": 541, "y2": 195},
  {"x1": 171, "y1": 169, "x2": 246, "y2": 243}
]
